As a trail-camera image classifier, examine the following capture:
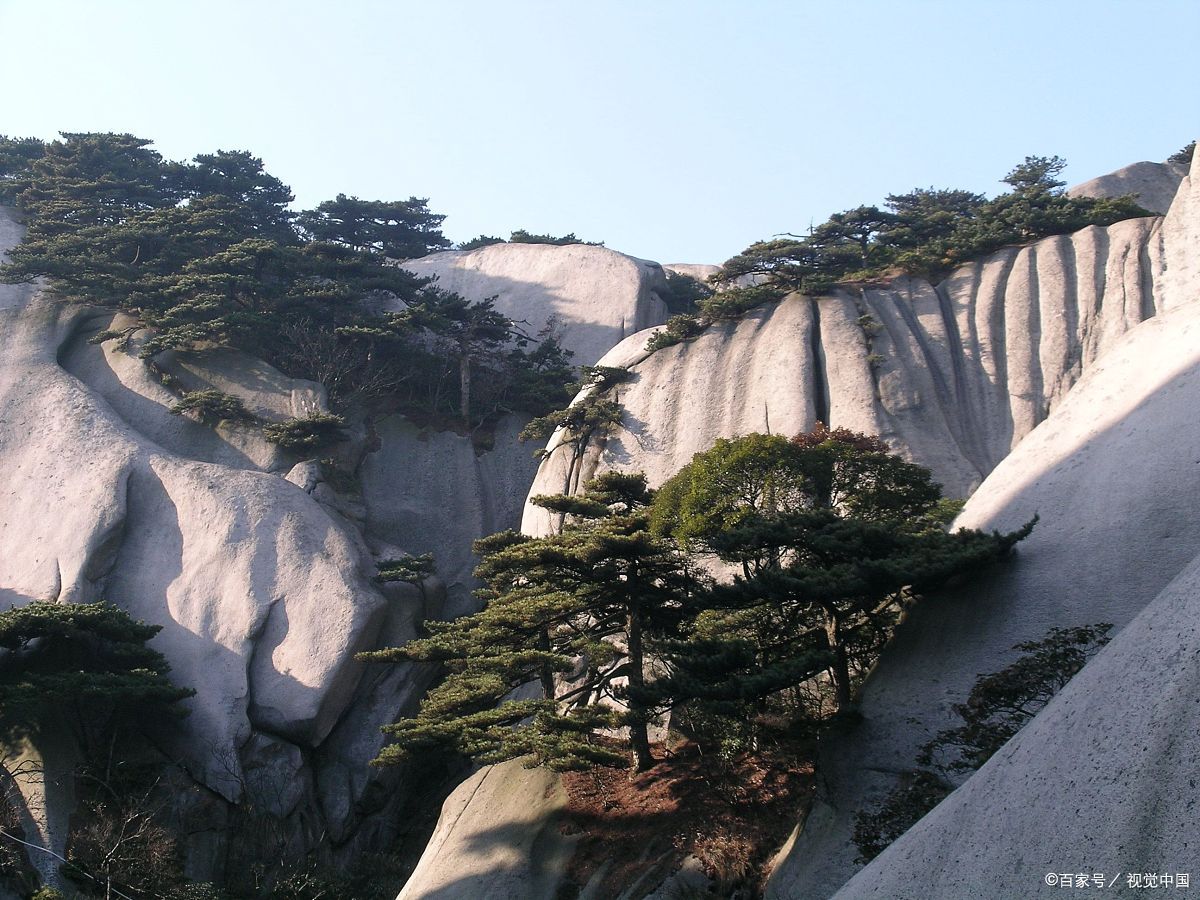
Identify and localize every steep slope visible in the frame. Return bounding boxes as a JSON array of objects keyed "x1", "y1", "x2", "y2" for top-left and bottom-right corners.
[
  {"x1": 398, "y1": 151, "x2": 1200, "y2": 899},
  {"x1": 0, "y1": 210, "x2": 678, "y2": 884},
  {"x1": 524, "y1": 210, "x2": 1166, "y2": 536},
  {"x1": 767, "y1": 146, "x2": 1200, "y2": 900},
  {"x1": 835, "y1": 314, "x2": 1200, "y2": 897},
  {"x1": 402, "y1": 242, "x2": 671, "y2": 365}
]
